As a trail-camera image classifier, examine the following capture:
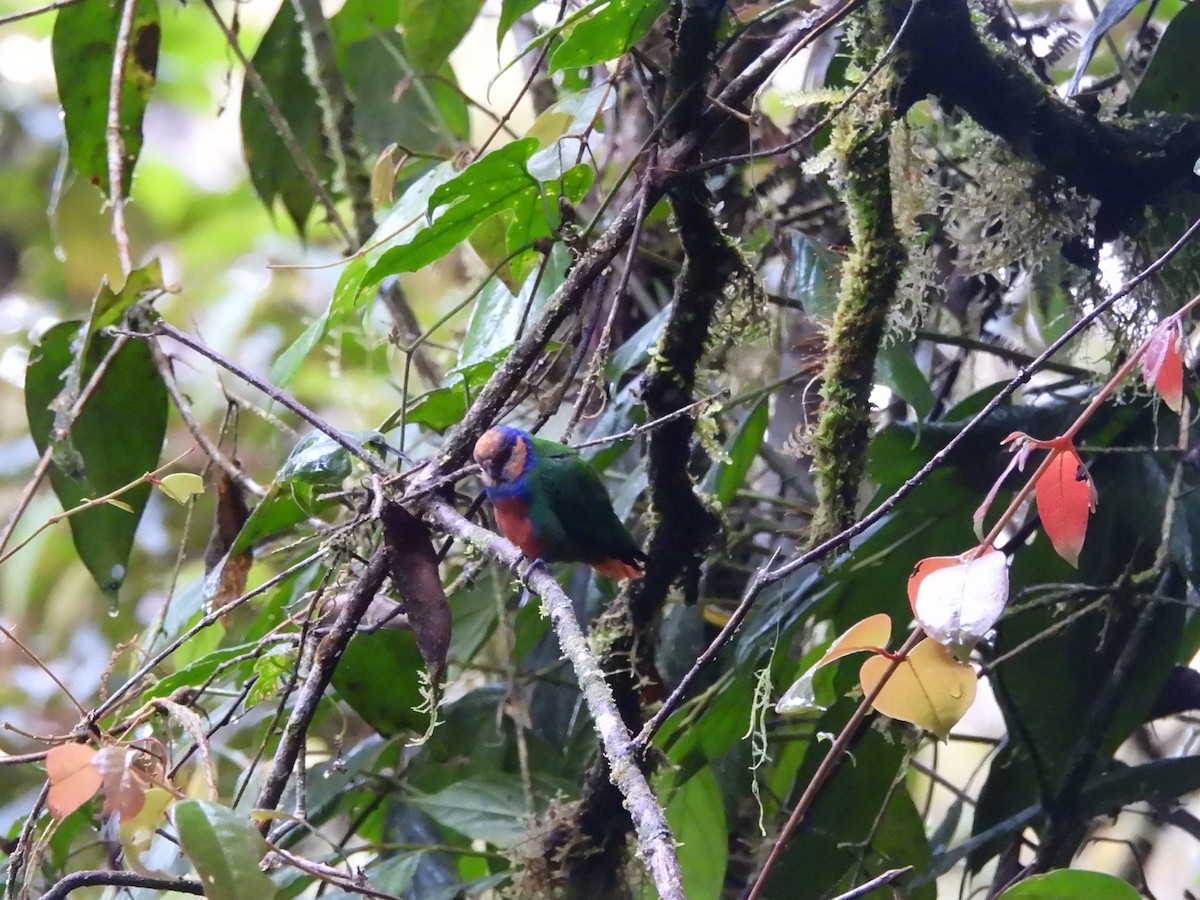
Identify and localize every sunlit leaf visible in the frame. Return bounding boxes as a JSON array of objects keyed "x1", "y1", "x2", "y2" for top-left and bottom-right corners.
[
  {"x1": 46, "y1": 744, "x2": 101, "y2": 820},
  {"x1": 174, "y1": 800, "x2": 277, "y2": 900},
  {"x1": 912, "y1": 549, "x2": 1008, "y2": 655},
  {"x1": 860, "y1": 638, "x2": 977, "y2": 739},
  {"x1": 1035, "y1": 444, "x2": 1096, "y2": 568},
  {"x1": 1142, "y1": 318, "x2": 1185, "y2": 414},
  {"x1": 157, "y1": 472, "x2": 205, "y2": 505}
]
